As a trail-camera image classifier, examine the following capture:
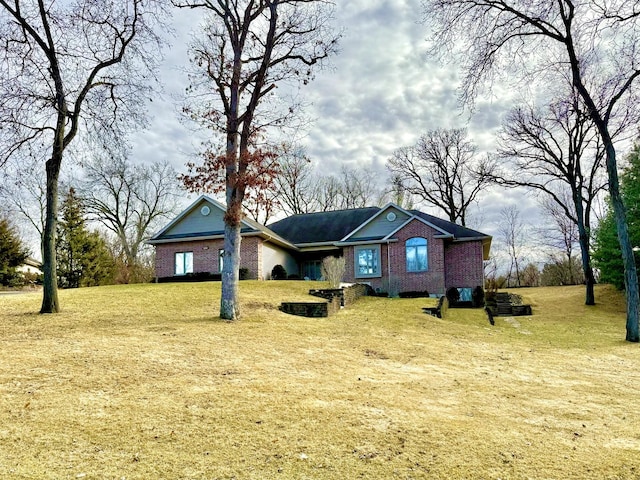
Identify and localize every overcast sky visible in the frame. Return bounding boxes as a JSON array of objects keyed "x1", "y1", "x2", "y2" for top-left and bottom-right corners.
[{"x1": 130, "y1": 0, "x2": 540, "y2": 238}]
